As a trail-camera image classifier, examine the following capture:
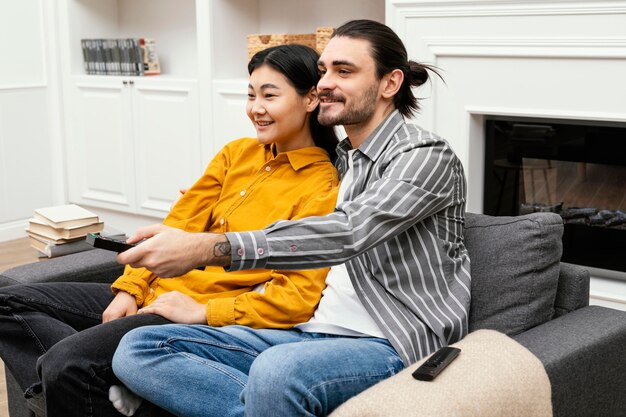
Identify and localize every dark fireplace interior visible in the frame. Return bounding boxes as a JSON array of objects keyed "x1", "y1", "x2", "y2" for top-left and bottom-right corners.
[{"x1": 483, "y1": 116, "x2": 626, "y2": 272}]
